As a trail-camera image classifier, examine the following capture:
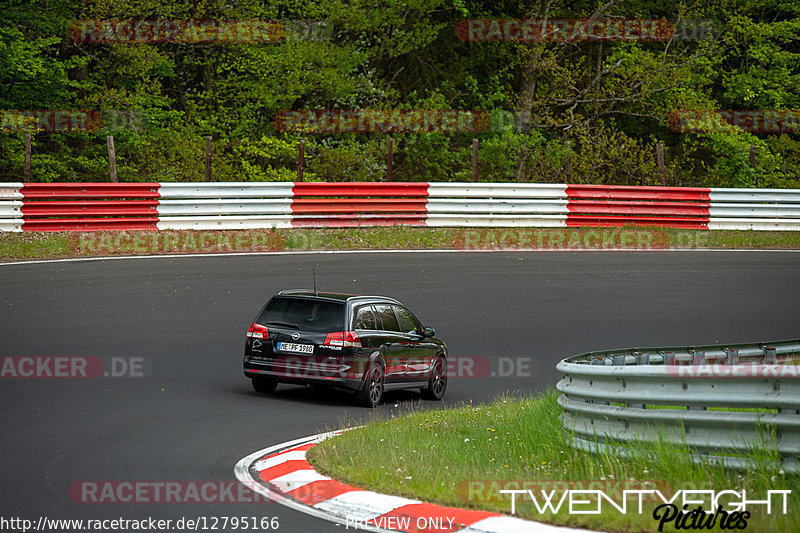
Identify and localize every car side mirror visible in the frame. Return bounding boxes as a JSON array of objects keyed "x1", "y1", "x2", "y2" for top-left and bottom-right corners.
[{"x1": 422, "y1": 326, "x2": 435, "y2": 338}]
